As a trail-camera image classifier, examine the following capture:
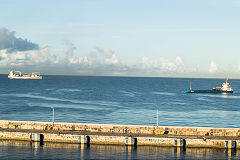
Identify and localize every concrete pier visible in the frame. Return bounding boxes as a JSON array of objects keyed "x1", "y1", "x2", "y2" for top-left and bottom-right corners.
[{"x1": 0, "y1": 120, "x2": 240, "y2": 148}]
